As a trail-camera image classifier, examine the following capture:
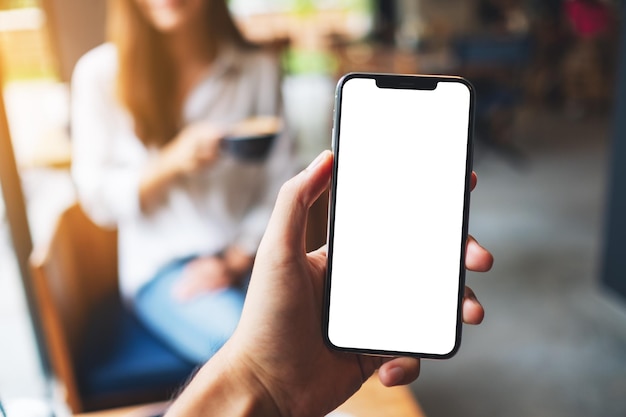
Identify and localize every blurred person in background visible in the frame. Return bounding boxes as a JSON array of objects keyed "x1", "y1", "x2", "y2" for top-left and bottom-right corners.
[
  {"x1": 477, "y1": 0, "x2": 529, "y2": 35},
  {"x1": 526, "y1": 0, "x2": 568, "y2": 108},
  {"x1": 71, "y1": 0, "x2": 294, "y2": 364},
  {"x1": 562, "y1": 0, "x2": 617, "y2": 117}
]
